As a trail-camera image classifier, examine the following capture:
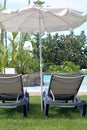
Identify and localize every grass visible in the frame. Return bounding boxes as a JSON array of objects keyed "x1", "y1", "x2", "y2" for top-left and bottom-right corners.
[{"x1": 0, "y1": 96, "x2": 87, "y2": 130}]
